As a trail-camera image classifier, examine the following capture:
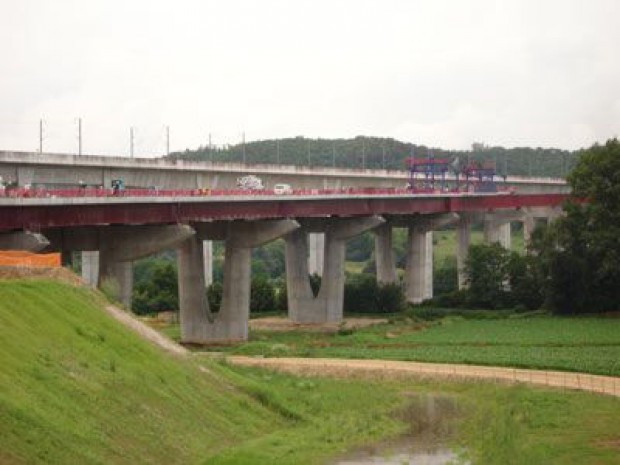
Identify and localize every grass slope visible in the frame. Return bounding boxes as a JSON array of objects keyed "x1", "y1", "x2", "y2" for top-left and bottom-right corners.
[
  {"x1": 0, "y1": 279, "x2": 409, "y2": 464},
  {"x1": 0, "y1": 280, "x2": 283, "y2": 464}
]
